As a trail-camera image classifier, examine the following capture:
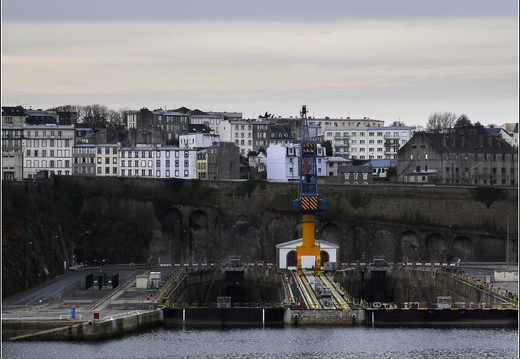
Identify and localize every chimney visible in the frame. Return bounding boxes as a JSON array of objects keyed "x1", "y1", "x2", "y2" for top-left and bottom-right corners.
[
  {"x1": 443, "y1": 135, "x2": 448, "y2": 147},
  {"x1": 460, "y1": 134, "x2": 465, "y2": 147},
  {"x1": 479, "y1": 135, "x2": 483, "y2": 147},
  {"x1": 450, "y1": 135, "x2": 455, "y2": 146}
]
